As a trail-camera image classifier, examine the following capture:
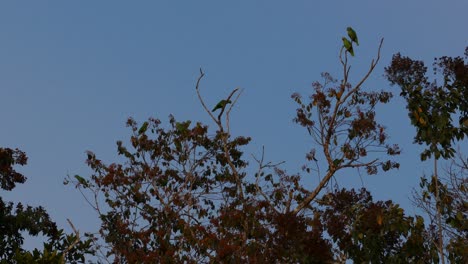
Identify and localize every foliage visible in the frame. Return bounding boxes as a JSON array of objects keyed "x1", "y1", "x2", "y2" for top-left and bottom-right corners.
[
  {"x1": 0, "y1": 147, "x2": 27, "y2": 191},
  {"x1": 316, "y1": 188, "x2": 438, "y2": 263},
  {"x1": 0, "y1": 147, "x2": 93, "y2": 263},
  {"x1": 72, "y1": 114, "x2": 432, "y2": 263},
  {"x1": 386, "y1": 46, "x2": 468, "y2": 263},
  {"x1": 385, "y1": 47, "x2": 468, "y2": 160},
  {"x1": 67, "y1": 30, "x2": 441, "y2": 263},
  {"x1": 71, "y1": 115, "x2": 334, "y2": 263},
  {"x1": 3, "y1": 26, "x2": 465, "y2": 263}
]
